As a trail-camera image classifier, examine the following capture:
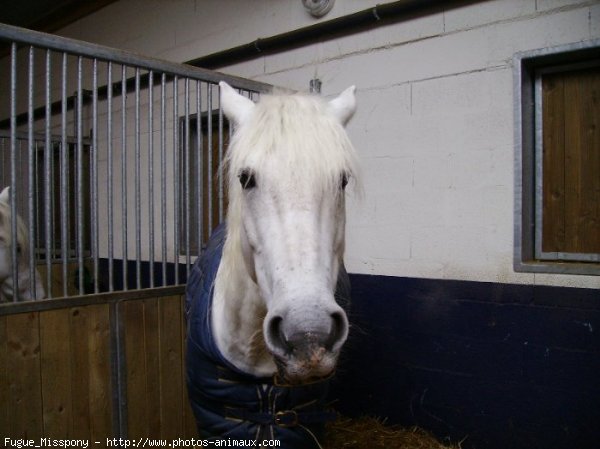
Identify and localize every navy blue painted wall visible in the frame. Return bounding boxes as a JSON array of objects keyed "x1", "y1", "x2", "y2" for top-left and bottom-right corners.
[{"x1": 331, "y1": 274, "x2": 600, "y2": 449}]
